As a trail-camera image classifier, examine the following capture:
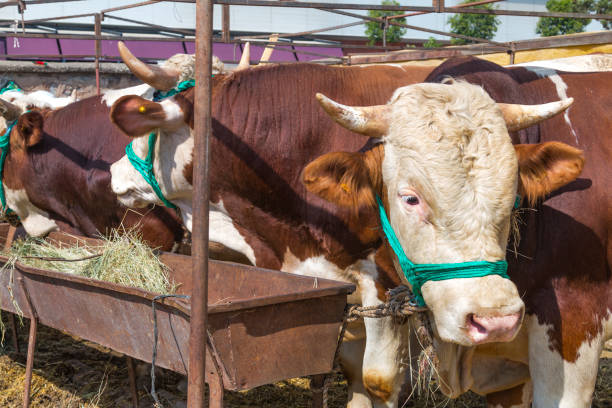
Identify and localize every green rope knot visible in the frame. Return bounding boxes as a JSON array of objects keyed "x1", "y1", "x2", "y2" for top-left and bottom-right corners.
[
  {"x1": 125, "y1": 132, "x2": 177, "y2": 209},
  {"x1": 376, "y1": 195, "x2": 510, "y2": 307}
]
